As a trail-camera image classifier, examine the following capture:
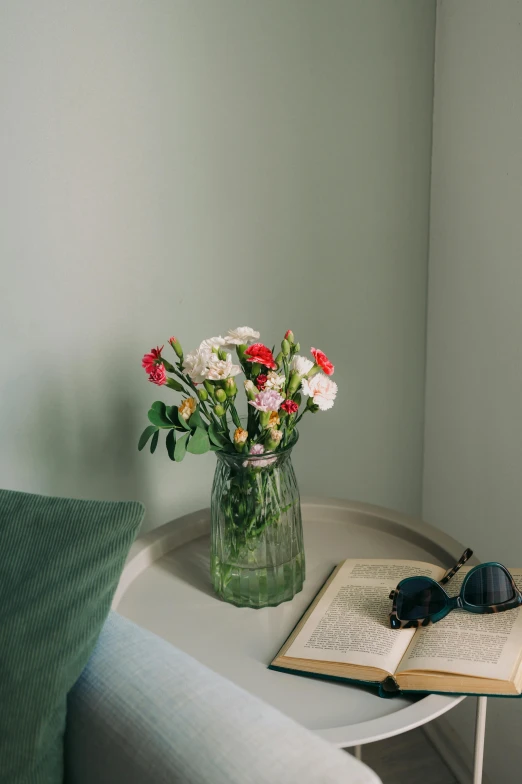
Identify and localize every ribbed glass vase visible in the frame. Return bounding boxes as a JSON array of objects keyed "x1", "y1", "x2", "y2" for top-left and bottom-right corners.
[{"x1": 210, "y1": 434, "x2": 304, "y2": 608}]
